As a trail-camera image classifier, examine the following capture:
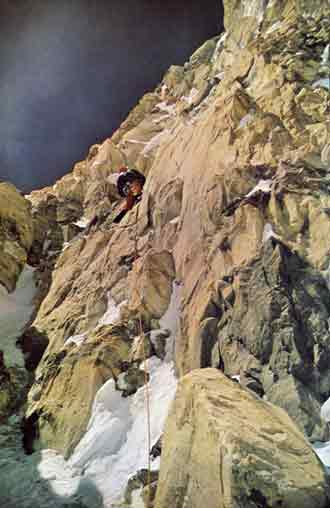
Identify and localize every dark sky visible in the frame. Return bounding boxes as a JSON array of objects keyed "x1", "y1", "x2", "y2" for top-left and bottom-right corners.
[{"x1": 0, "y1": 0, "x2": 222, "y2": 192}]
